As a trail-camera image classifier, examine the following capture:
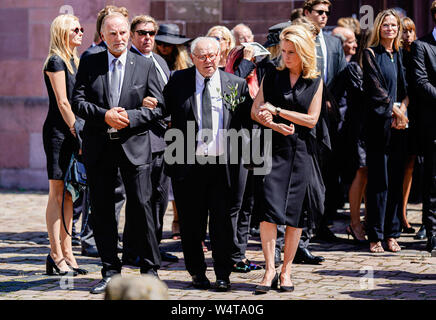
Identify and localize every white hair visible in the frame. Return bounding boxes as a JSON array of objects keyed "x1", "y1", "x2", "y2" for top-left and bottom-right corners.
[
  {"x1": 101, "y1": 12, "x2": 129, "y2": 33},
  {"x1": 190, "y1": 36, "x2": 220, "y2": 54}
]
